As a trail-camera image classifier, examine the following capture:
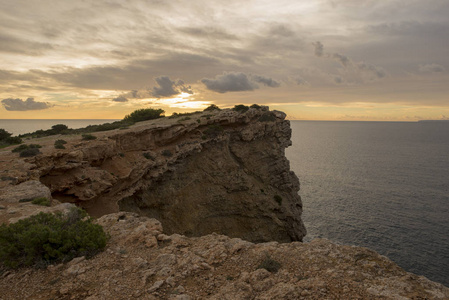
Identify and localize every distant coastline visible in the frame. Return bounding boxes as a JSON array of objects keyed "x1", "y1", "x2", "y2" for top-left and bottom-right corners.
[{"x1": 418, "y1": 119, "x2": 449, "y2": 122}]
